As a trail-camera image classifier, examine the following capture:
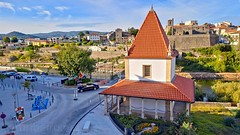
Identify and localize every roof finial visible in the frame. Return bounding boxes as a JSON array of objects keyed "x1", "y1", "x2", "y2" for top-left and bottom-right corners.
[{"x1": 151, "y1": 4, "x2": 154, "y2": 11}]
